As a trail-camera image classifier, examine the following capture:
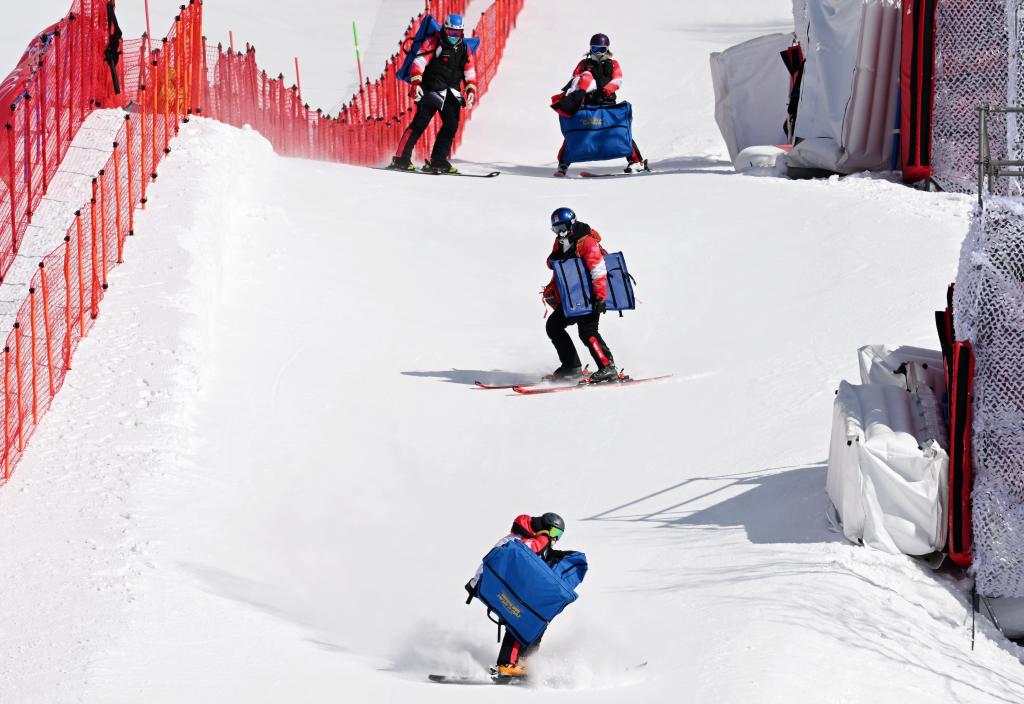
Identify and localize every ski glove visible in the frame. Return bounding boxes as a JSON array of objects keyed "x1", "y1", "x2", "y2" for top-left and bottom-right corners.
[
  {"x1": 411, "y1": 82, "x2": 424, "y2": 103},
  {"x1": 465, "y1": 84, "x2": 477, "y2": 109},
  {"x1": 593, "y1": 299, "x2": 607, "y2": 314}
]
